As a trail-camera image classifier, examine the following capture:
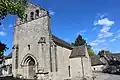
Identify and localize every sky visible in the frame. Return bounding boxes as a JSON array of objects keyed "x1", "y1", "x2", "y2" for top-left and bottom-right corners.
[{"x1": 0, "y1": 0, "x2": 120, "y2": 55}]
